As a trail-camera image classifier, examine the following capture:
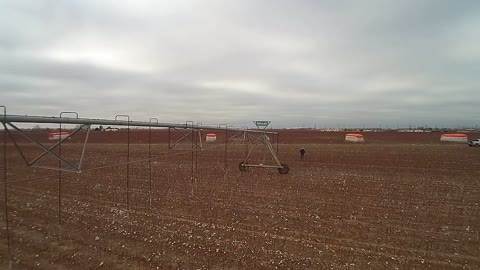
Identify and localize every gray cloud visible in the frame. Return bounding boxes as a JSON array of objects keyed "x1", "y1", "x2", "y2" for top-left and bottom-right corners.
[{"x1": 1, "y1": 0, "x2": 479, "y2": 128}]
